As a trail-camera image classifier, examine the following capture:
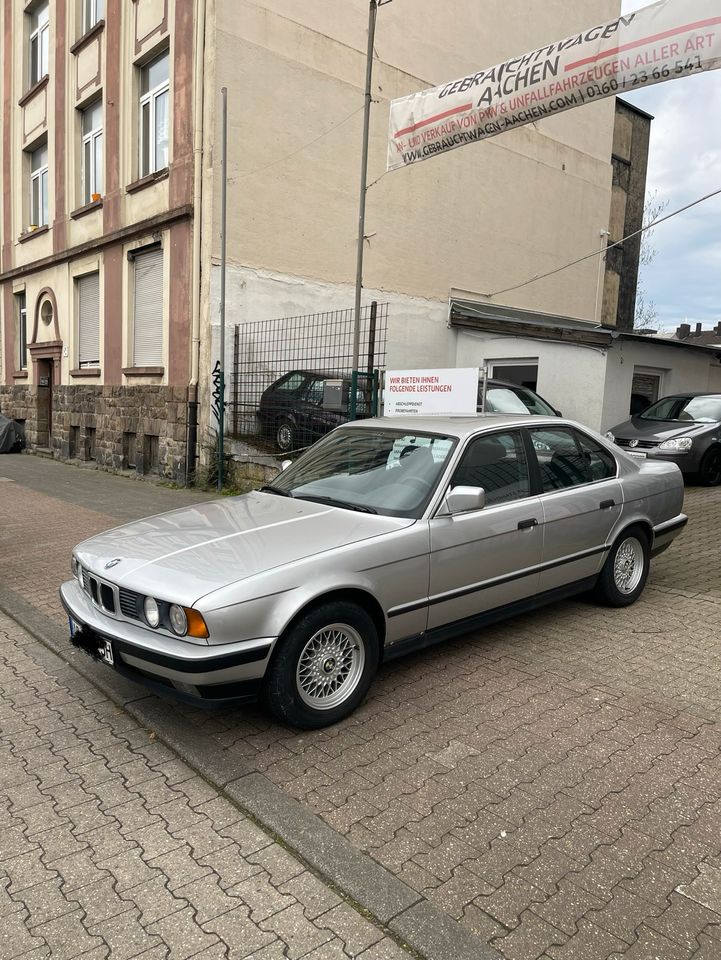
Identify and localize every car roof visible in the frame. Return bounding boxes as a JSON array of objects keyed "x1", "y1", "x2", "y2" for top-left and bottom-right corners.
[{"x1": 341, "y1": 414, "x2": 567, "y2": 440}]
